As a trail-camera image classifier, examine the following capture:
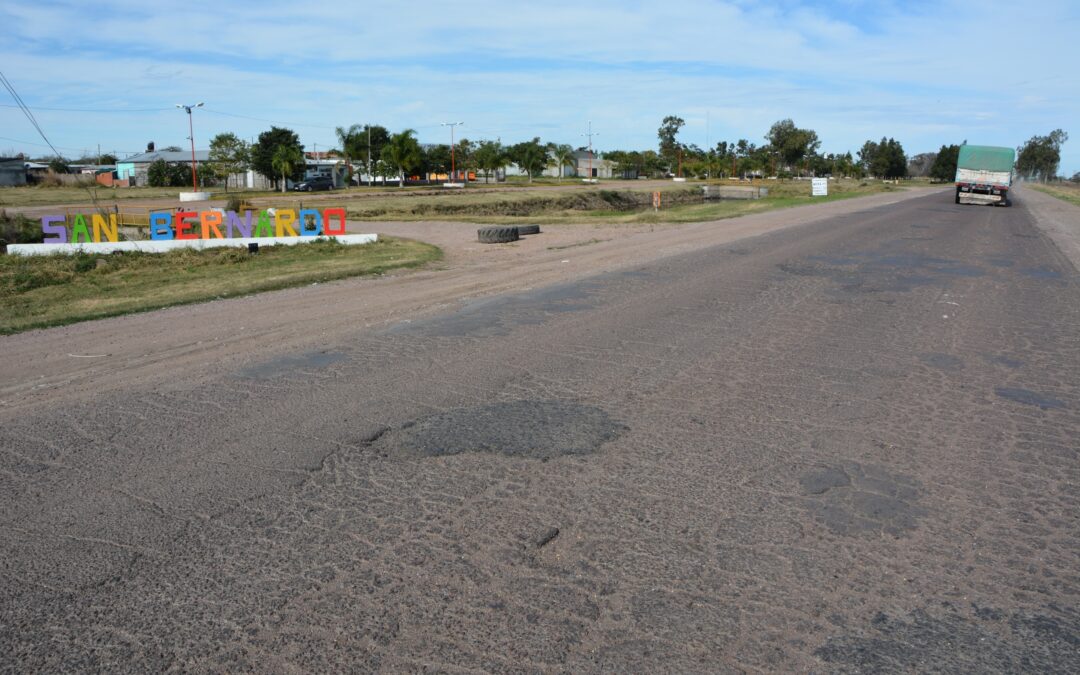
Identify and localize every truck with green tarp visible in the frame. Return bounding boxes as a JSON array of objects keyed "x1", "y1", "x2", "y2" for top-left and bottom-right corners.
[{"x1": 955, "y1": 144, "x2": 1015, "y2": 206}]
